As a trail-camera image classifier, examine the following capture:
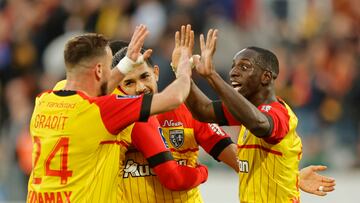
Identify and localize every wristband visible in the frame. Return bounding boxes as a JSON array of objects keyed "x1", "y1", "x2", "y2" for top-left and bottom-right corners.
[{"x1": 116, "y1": 55, "x2": 145, "y2": 74}]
